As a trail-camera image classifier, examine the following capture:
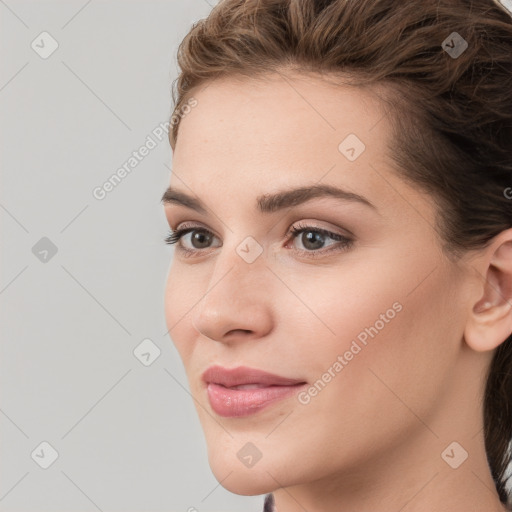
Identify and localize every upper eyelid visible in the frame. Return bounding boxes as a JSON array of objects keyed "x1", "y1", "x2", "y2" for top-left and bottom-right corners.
[
  {"x1": 165, "y1": 202, "x2": 365, "y2": 234},
  {"x1": 172, "y1": 220, "x2": 348, "y2": 236},
  {"x1": 172, "y1": 221, "x2": 352, "y2": 243},
  {"x1": 167, "y1": 224, "x2": 354, "y2": 260}
]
